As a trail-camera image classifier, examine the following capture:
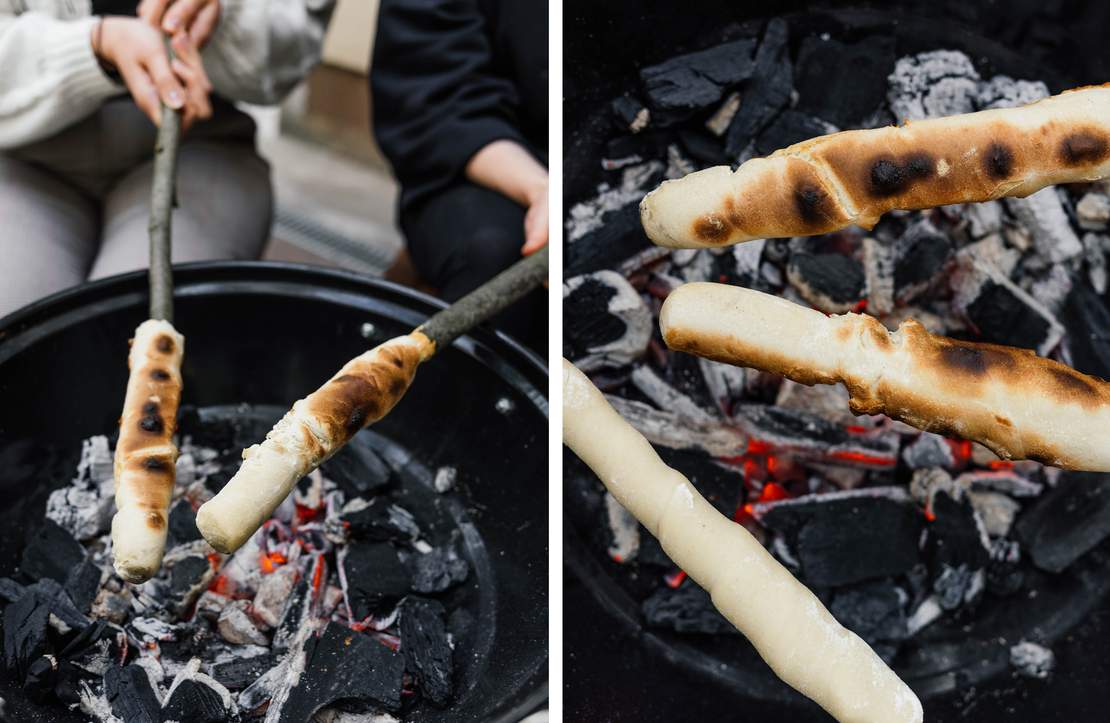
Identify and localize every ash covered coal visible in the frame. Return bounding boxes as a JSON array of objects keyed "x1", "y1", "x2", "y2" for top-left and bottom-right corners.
[
  {"x1": 565, "y1": 17, "x2": 1107, "y2": 694},
  {"x1": 5, "y1": 422, "x2": 475, "y2": 721}
]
